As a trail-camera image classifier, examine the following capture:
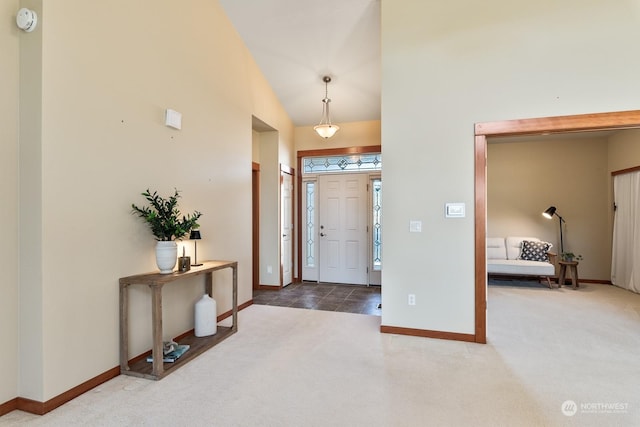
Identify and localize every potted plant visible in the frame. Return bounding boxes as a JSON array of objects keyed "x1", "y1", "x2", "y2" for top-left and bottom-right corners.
[
  {"x1": 132, "y1": 189, "x2": 202, "y2": 273},
  {"x1": 561, "y1": 252, "x2": 583, "y2": 262}
]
